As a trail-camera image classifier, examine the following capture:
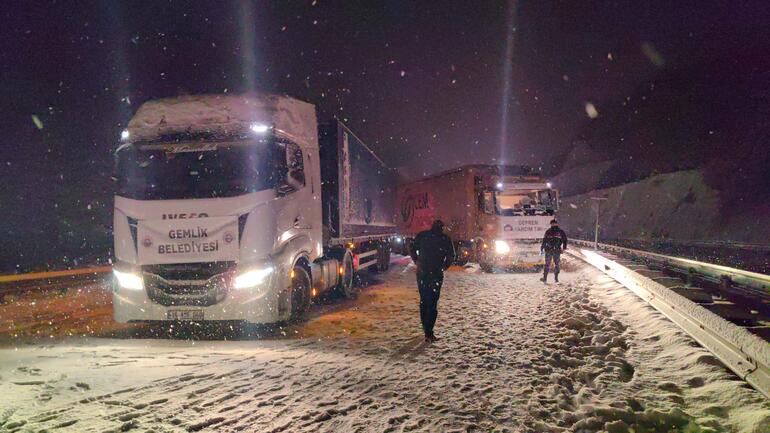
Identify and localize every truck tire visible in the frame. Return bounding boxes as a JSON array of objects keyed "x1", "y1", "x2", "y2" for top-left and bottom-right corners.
[
  {"x1": 379, "y1": 245, "x2": 391, "y2": 272},
  {"x1": 290, "y1": 265, "x2": 311, "y2": 320},
  {"x1": 371, "y1": 243, "x2": 391, "y2": 273},
  {"x1": 454, "y1": 254, "x2": 469, "y2": 266},
  {"x1": 376, "y1": 243, "x2": 390, "y2": 273},
  {"x1": 337, "y1": 251, "x2": 355, "y2": 298},
  {"x1": 479, "y1": 261, "x2": 494, "y2": 273},
  {"x1": 369, "y1": 243, "x2": 382, "y2": 274}
]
